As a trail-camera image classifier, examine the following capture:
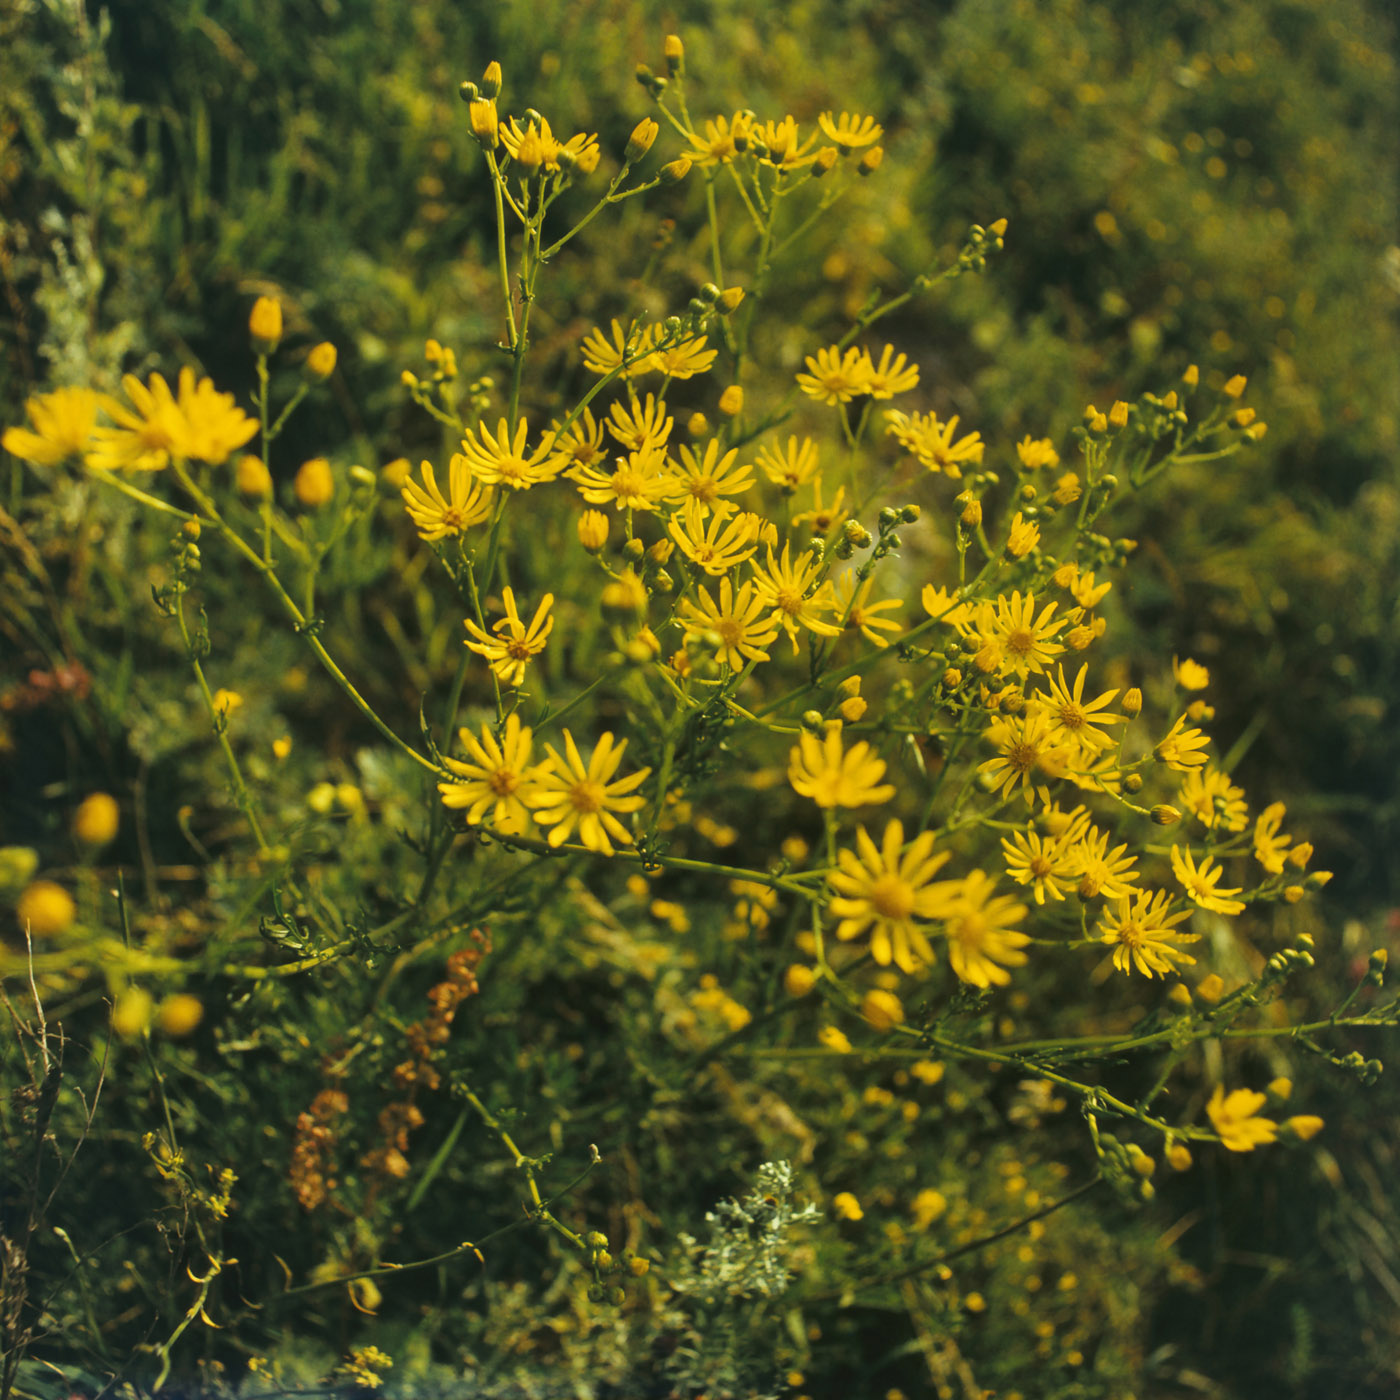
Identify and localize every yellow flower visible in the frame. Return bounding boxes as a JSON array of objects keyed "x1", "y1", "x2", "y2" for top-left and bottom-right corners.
[
  {"x1": 796, "y1": 346, "x2": 872, "y2": 405},
  {"x1": 1070, "y1": 569, "x2": 1112, "y2": 609},
  {"x1": 16, "y1": 880, "x2": 76, "y2": 936},
  {"x1": 85, "y1": 373, "x2": 183, "y2": 472},
  {"x1": 687, "y1": 111, "x2": 752, "y2": 166},
  {"x1": 859, "y1": 344, "x2": 920, "y2": 399},
  {"x1": 458, "y1": 417, "x2": 567, "y2": 490},
  {"x1": 1098, "y1": 890, "x2": 1198, "y2": 976},
  {"x1": 1178, "y1": 766, "x2": 1248, "y2": 832},
  {"x1": 832, "y1": 1191, "x2": 865, "y2": 1221},
  {"x1": 832, "y1": 573, "x2": 903, "y2": 647},
  {"x1": 581, "y1": 319, "x2": 660, "y2": 378},
  {"x1": 884, "y1": 410, "x2": 984, "y2": 477},
  {"x1": 464, "y1": 587, "x2": 554, "y2": 686},
  {"x1": 157, "y1": 993, "x2": 204, "y2": 1037},
  {"x1": 861, "y1": 988, "x2": 905, "y2": 1030},
  {"x1": 236, "y1": 454, "x2": 273, "y2": 497},
  {"x1": 788, "y1": 725, "x2": 896, "y2": 809},
  {"x1": 1282, "y1": 1115, "x2": 1324, "y2": 1142},
  {"x1": 921, "y1": 585, "x2": 975, "y2": 631},
  {"x1": 680, "y1": 577, "x2": 782, "y2": 671},
  {"x1": 1173, "y1": 656, "x2": 1211, "y2": 690},
  {"x1": 306, "y1": 342, "x2": 338, "y2": 380},
  {"x1": 400, "y1": 456, "x2": 493, "y2": 540},
  {"x1": 439, "y1": 713, "x2": 546, "y2": 834},
  {"x1": 1253, "y1": 801, "x2": 1291, "y2": 873},
  {"x1": 1016, "y1": 435, "x2": 1060, "y2": 470},
  {"x1": 968, "y1": 592, "x2": 1067, "y2": 679},
  {"x1": 607, "y1": 394, "x2": 673, "y2": 453},
  {"x1": 828, "y1": 820, "x2": 956, "y2": 972},
  {"x1": 549, "y1": 408, "x2": 608, "y2": 473},
  {"x1": 977, "y1": 711, "x2": 1072, "y2": 806},
  {"x1": 3, "y1": 387, "x2": 106, "y2": 466},
  {"x1": 73, "y1": 793, "x2": 120, "y2": 847},
  {"x1": 912, "y1": 1188, "x2": 947, "y2": 1229},
  {"x1": 1154, "y1": 716, "x2": 1211, "y2": 770},
  {"x1": 1170, "y1": 845, "x2": 1245, "y2": 915},
  {"x1": 1000, "y1": 828, "x2": 1079, "y2": 905},
  {"x1": 1005, "y1": 511, "x2": 1040, "y2": 558},
  {"x1": 499, "y1": 115, "x2": 598, "y2": 173},
  {"x1": 751, "y1": 543, "x2": 841, "y2": 651},
  {"x1": 572, "y1": 446, "x2": 676, "y2": 513},
  {"x1": 667, "y1": 499, "x2": 763, "y2": 575},
  {"x1": 174, "y1": 368, "x2": 259, "y2": 465},
  {"x1": 790, "y1": 477, "x2": 848, "y2": 538},
  {"x1": 1030, "y1": 665, "x2": 1125, "y2": 759},
  {"x1": 667, "y1": 439, "x2": 755, "y2": 510},
  {"x1": 294, "y1": 457, "x2": 334, "y2": 507},
  {"x1": 651, "y1": 335, "x2": 717, "y2": 380},
  {"x1": 817, "y1": 111, "x2": 884, "y2": 150},
  {"x1": 248, "y1": 295, "x2": 283, "y2": 345},
  {"x1": 941, "y1": 871, "x2": 1030, "y2": 988},
  {"x1": 1069, "y1": 825, "x2": 1140, "y2": 899},
  {"x1": 818, "y1": 1024, "x2": 853, "y2": 1053},
  {"x1": 530, "y1": 730, "x2": 651, "y2": 855},
  {"x1": 1207, "y1": 1085, "x2": 1278, "y2": 1152},
  {"x1": 756, "y1": 435, "x2": 820, "y2": 492}
]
